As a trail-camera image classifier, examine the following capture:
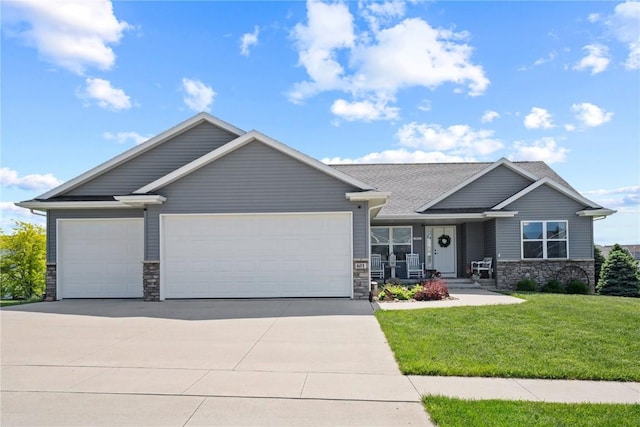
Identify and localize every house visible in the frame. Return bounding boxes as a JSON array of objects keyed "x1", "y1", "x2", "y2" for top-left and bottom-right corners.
[
  {"x1": 598, "y1": 245, "x2": 640, "y2": 266},
  {"x1": 17, "y1": 113, "x2": 615, "y2": 301}
]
